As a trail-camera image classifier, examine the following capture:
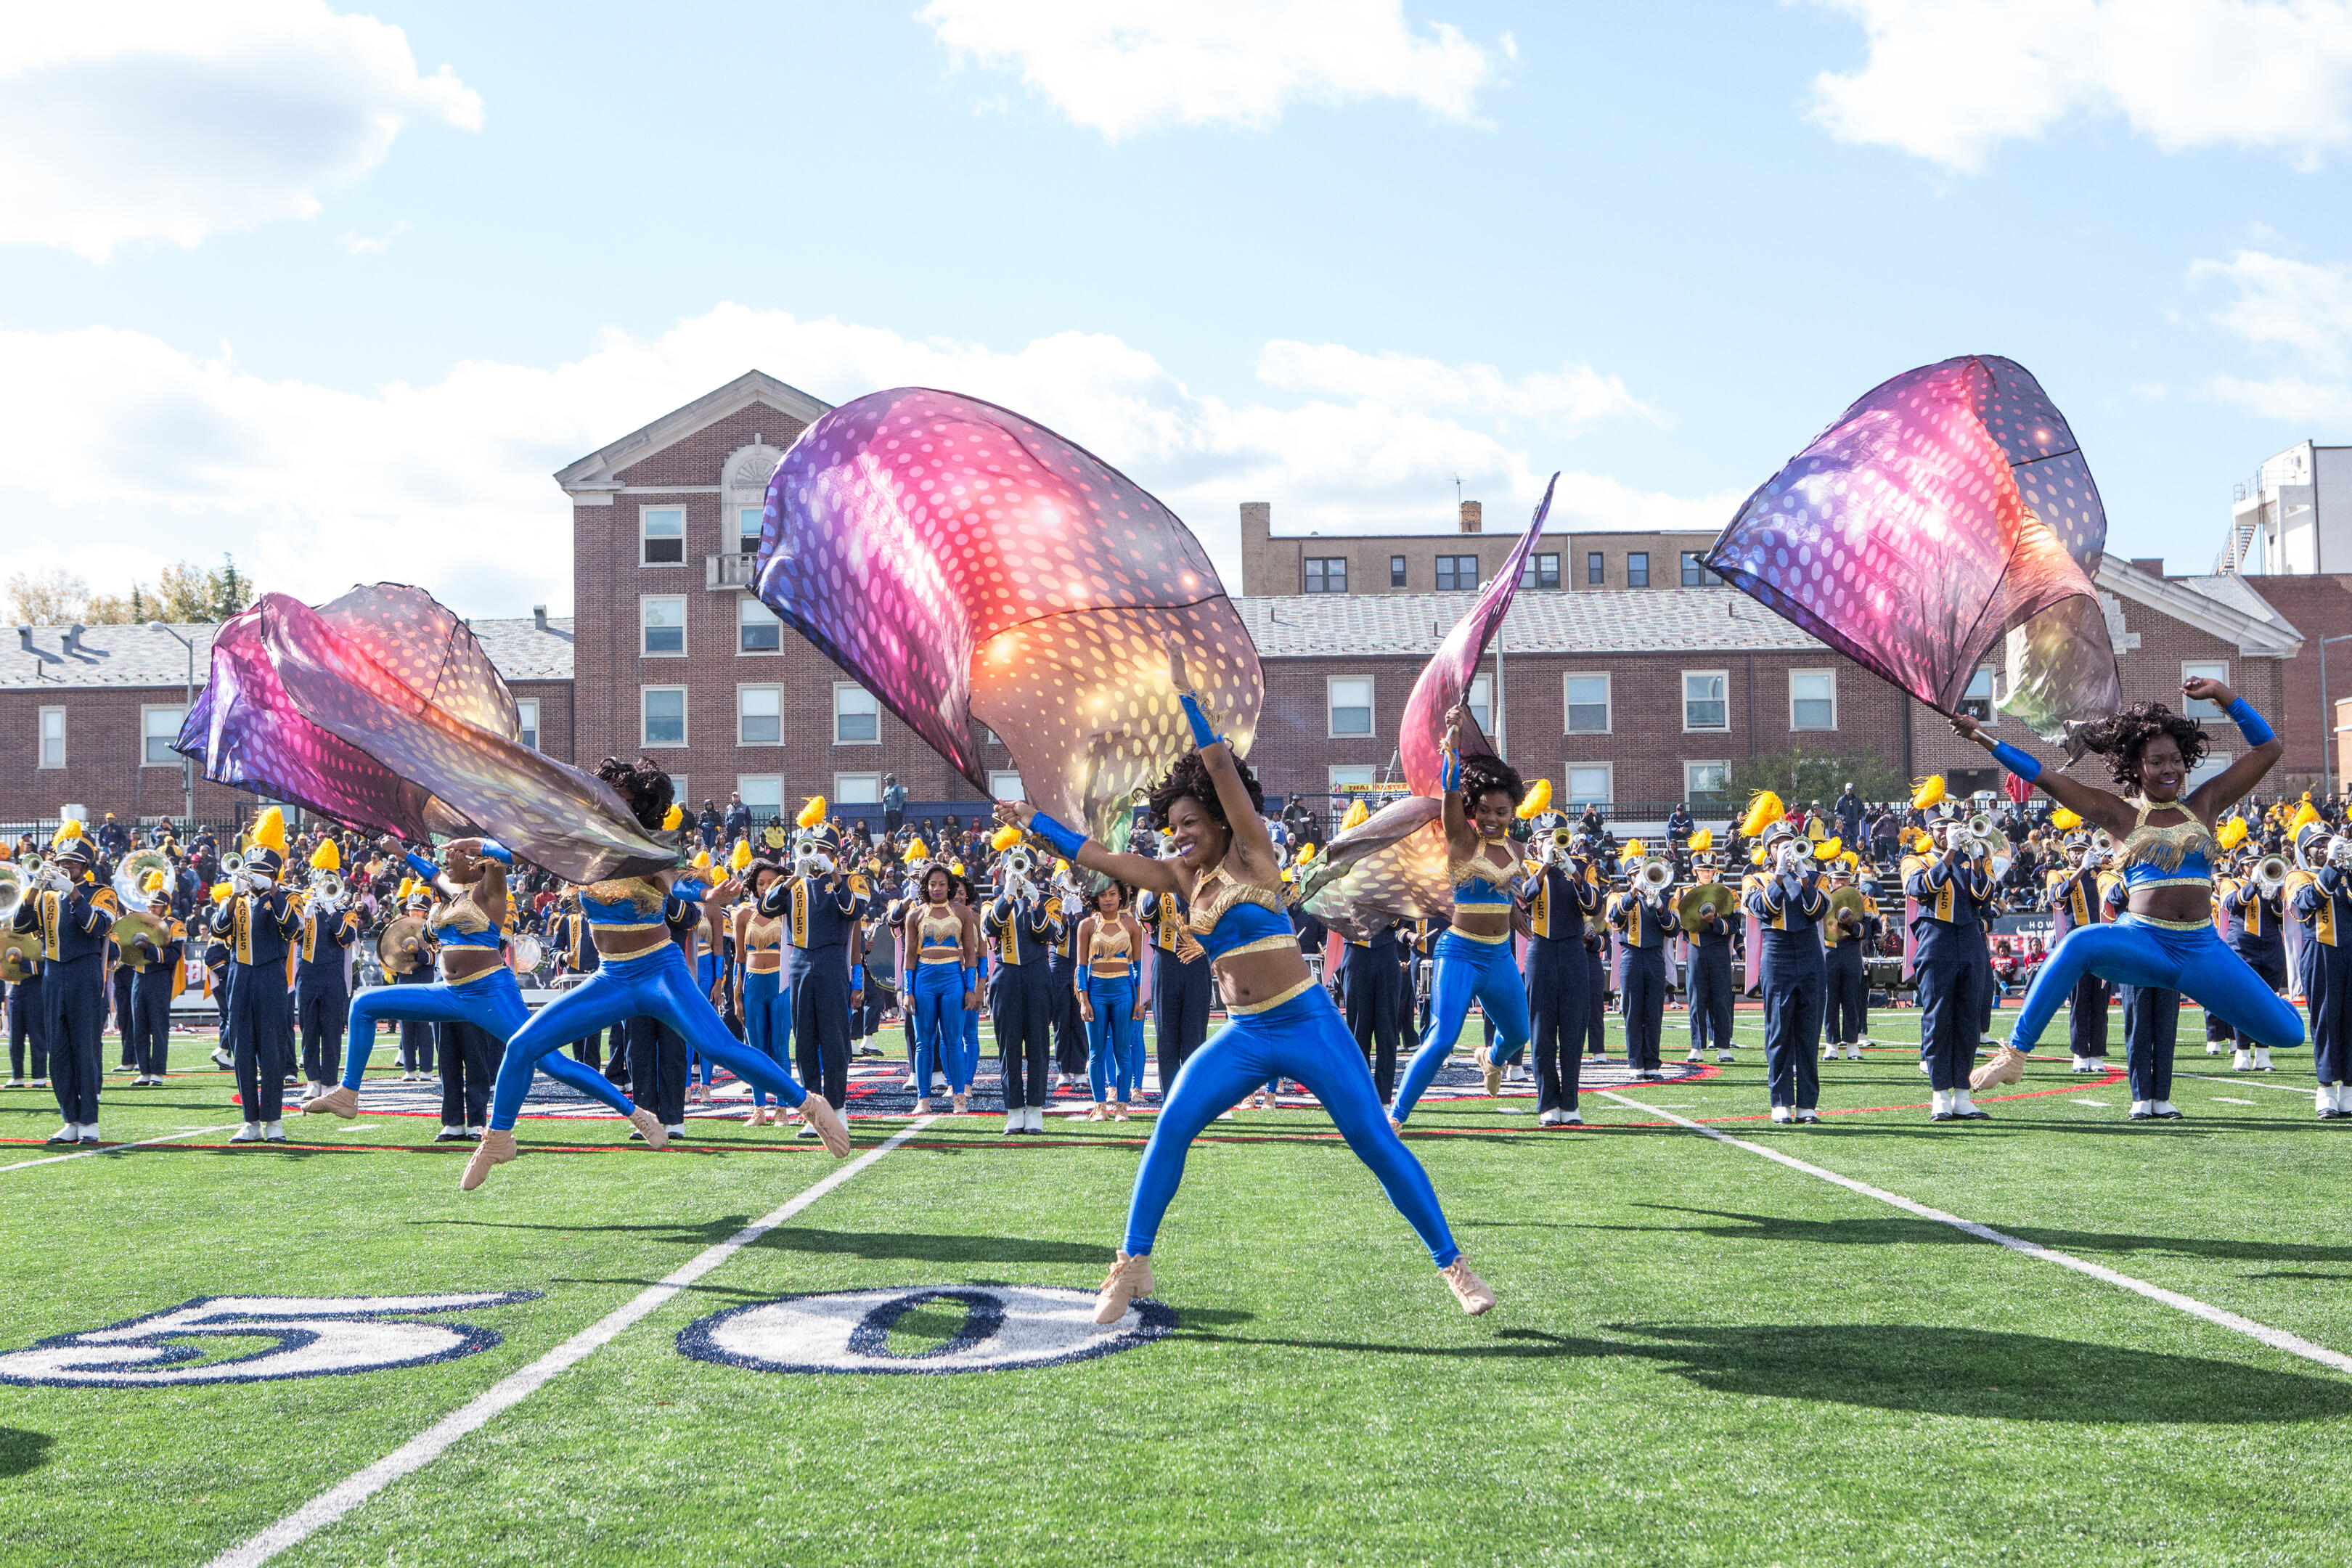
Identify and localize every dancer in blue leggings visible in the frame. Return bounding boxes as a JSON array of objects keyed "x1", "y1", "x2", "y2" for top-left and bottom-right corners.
[
  {"x1": 305, "y1": 836, "x2": 621, "y2": 1129},
  {"x1": 1075, "y1": 883, "x2": 1146, "y2": 1119},
  {"x1": 729, "y1": 856, "x2": 796, "y2": 1126},
  {"x1": 460, "y1": 757, "x2": 853, "y2": 1188},
  {"x1": 900, "y1": 864, "x2": 977, "y2": 1114},
  {"x1": 1389, "y1": 706, "x2": 1534, "y2": 1125},
  {"x1": 1957, "y1": 678, "x2": 2305, "y2": 1120},
  {"x1": 995, "y1": 660, "x2": 1494, "y2": 1322}
]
